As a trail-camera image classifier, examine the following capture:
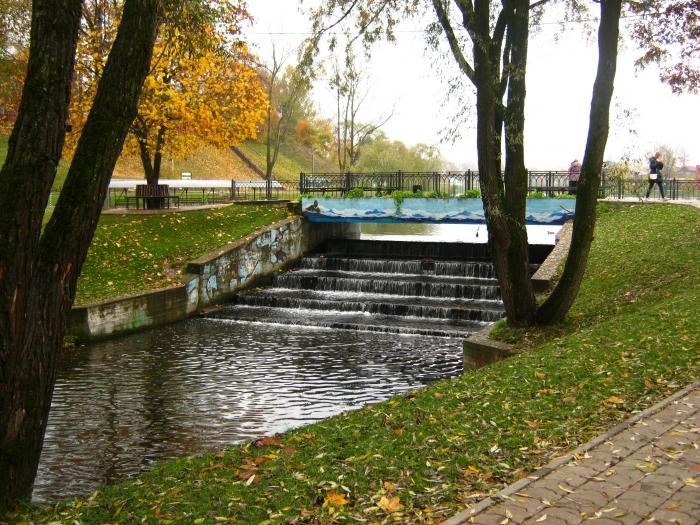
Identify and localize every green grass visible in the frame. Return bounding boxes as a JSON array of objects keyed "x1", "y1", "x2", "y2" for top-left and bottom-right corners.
[
  {"x1": 239, "y1": 141, "x2": 338, "y2": 182},
  {"x1": 74, "y1": 204, "x2": 290, "y2": 305},
  {"x1": 5, "y1": 203, "x2": 700, "y2": 524}
]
